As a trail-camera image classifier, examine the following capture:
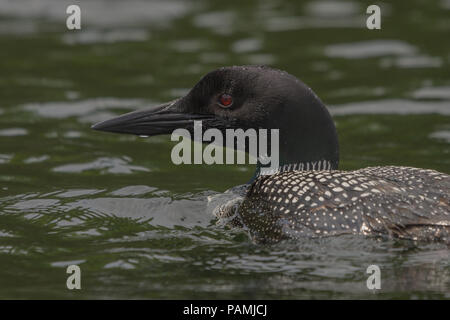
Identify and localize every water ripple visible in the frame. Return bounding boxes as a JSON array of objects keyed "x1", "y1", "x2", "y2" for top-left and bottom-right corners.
[
  {"x1": 330, "y1": 99, "x2": 450, "y2": 115},
  {"x1": 325, "y1": 40, "x2": 417, "y2": 59},
  {"x1": 52, "y1": 157, "x2": 150, "y2": 174}
]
